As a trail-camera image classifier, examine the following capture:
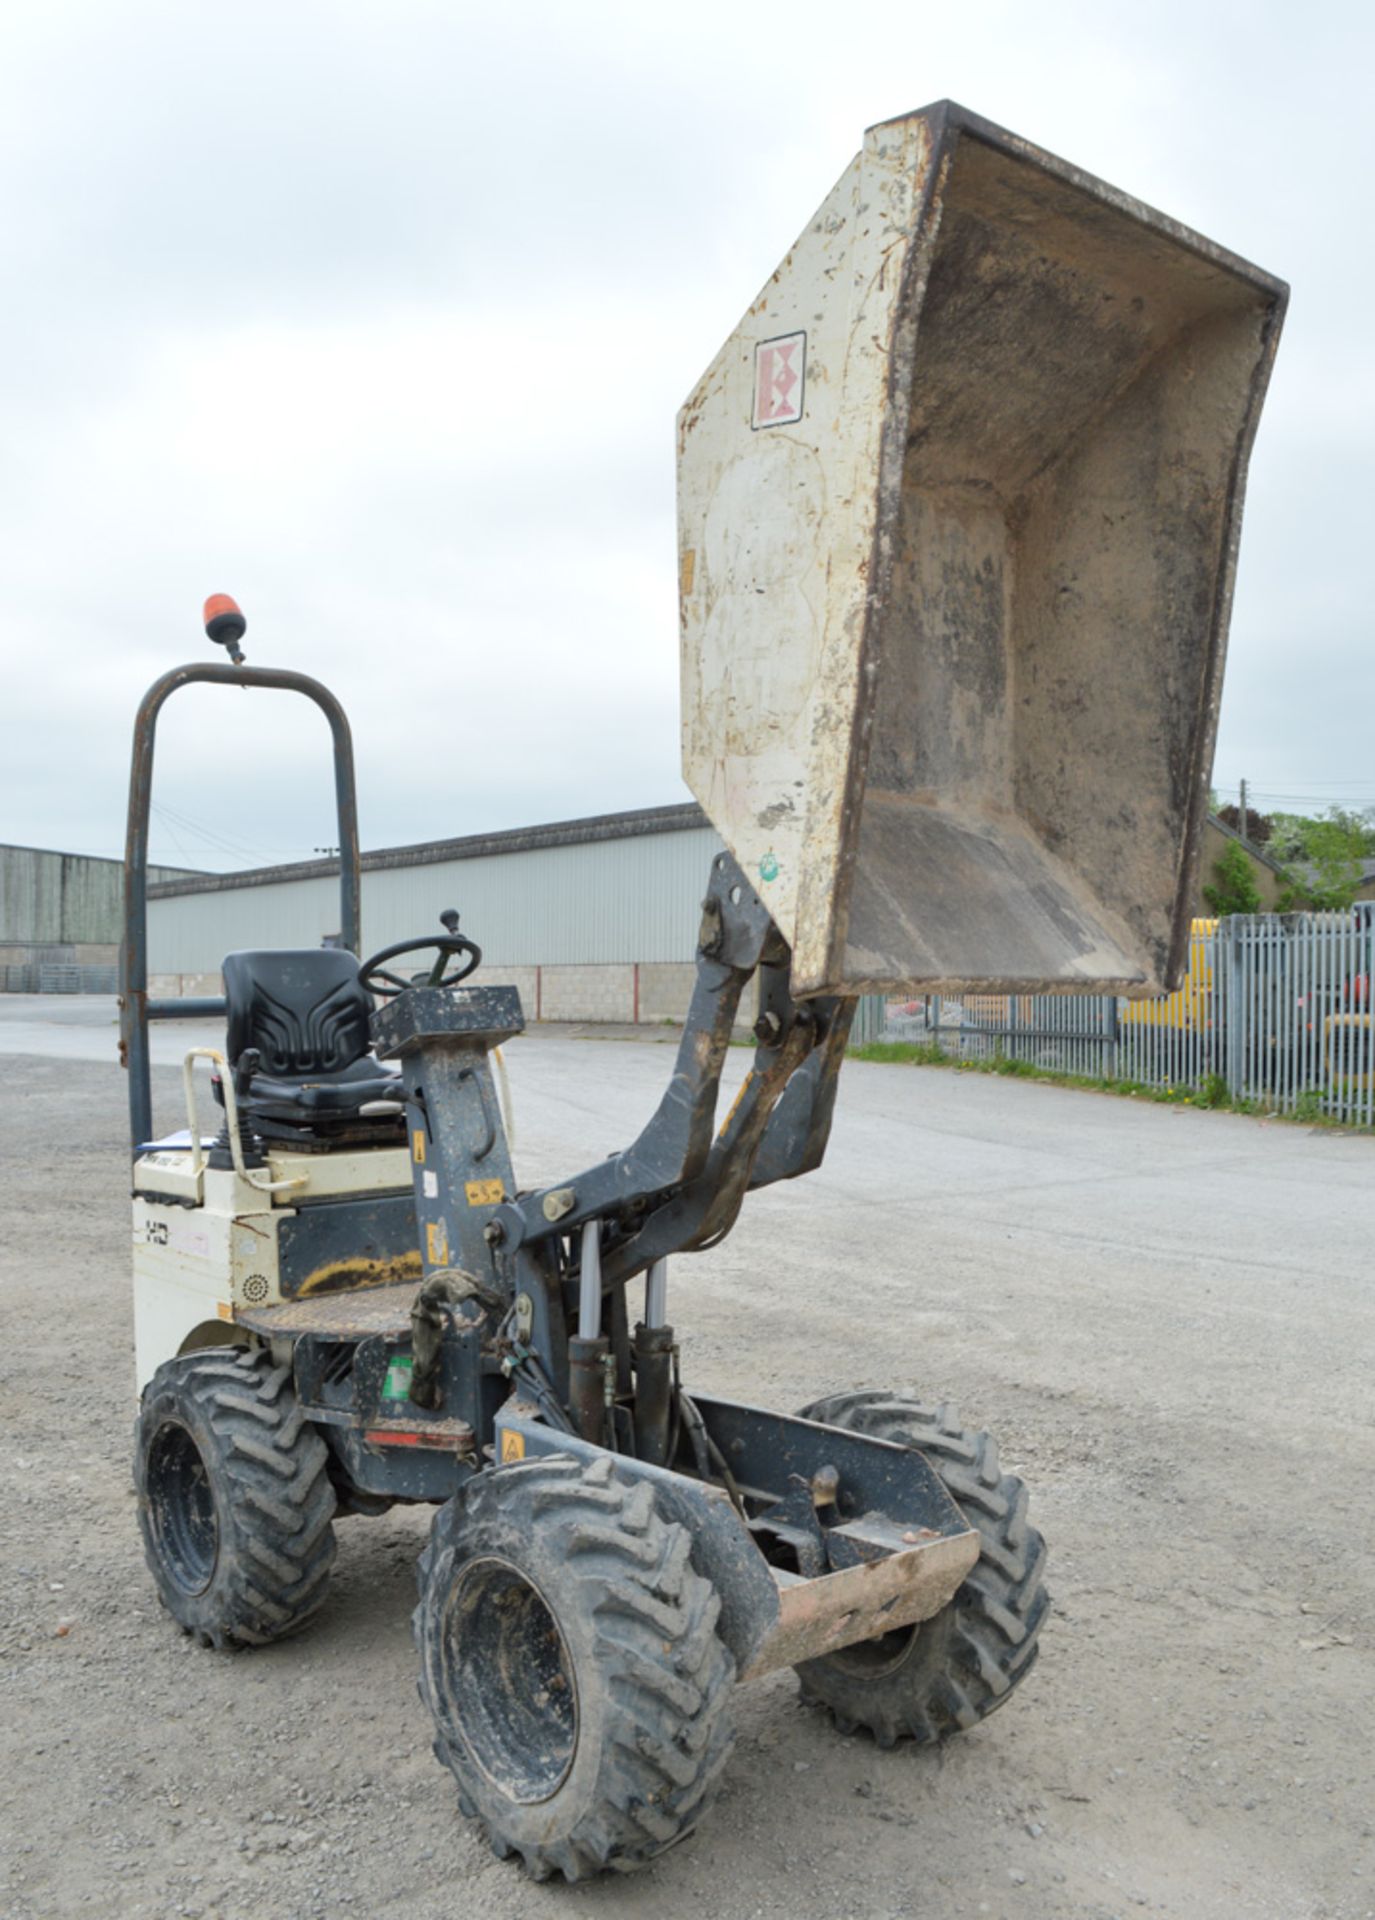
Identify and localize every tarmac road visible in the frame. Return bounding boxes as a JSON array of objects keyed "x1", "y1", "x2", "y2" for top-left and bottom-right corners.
[
  {"x1": 1, "y1": 1008, "x2": 1372, "y2": 1920},
  {"x1": 0, "y1": 995, "x2": 220, "y2": 1066}
]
